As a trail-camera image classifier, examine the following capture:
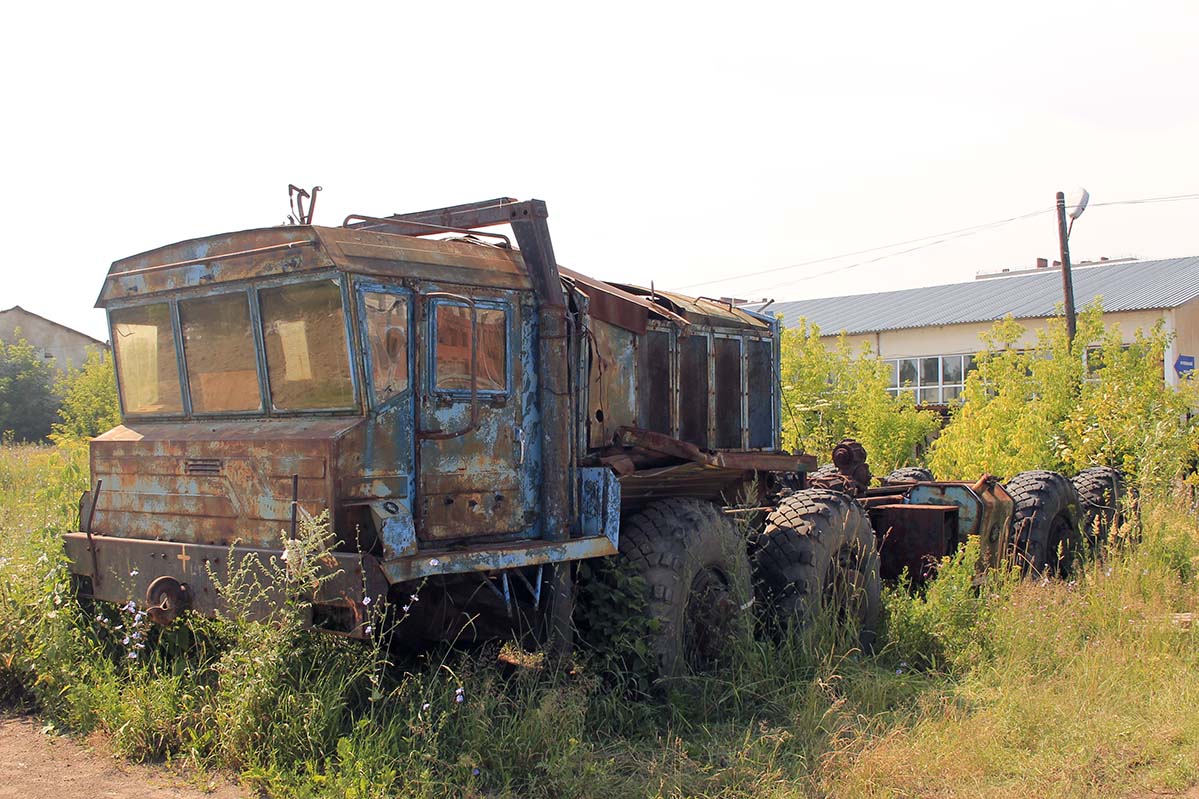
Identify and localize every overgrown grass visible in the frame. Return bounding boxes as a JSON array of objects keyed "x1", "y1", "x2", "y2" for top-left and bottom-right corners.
[{"x1": 1, "y1": 443, "x2": 1197, "y2": 797}]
